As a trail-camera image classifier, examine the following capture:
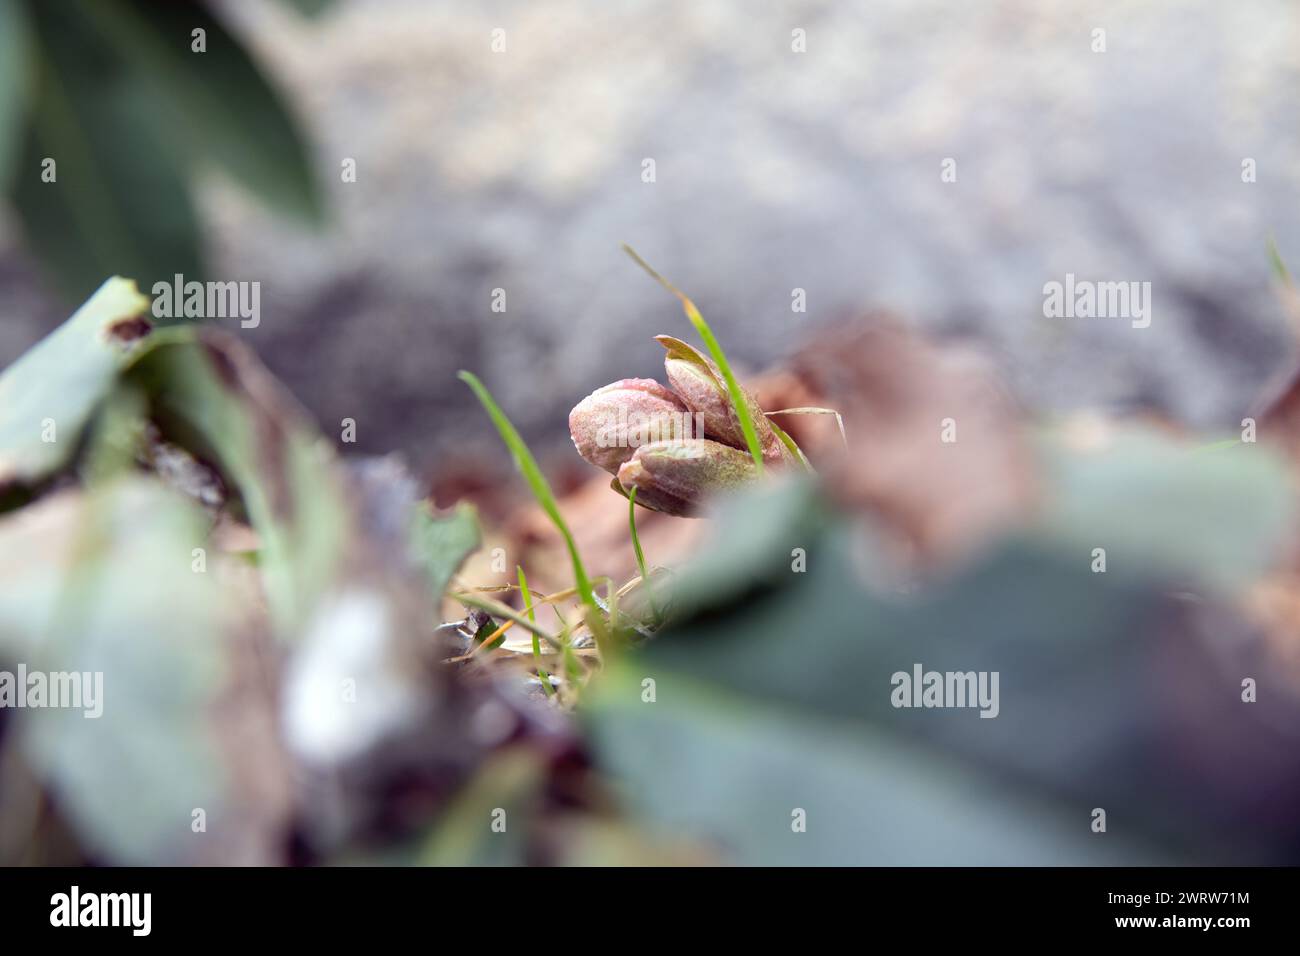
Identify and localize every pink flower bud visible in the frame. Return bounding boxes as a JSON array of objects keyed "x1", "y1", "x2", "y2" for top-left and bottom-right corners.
[
  {"x1": 658, "y1": 336, "x2": 792, "y2": 467},
  {"x1": 568, "y1": 378, "x2": 695, "y2": 475},
  {"x1": 616, "y1": 439, "x2": 760, "y2": 517}
]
